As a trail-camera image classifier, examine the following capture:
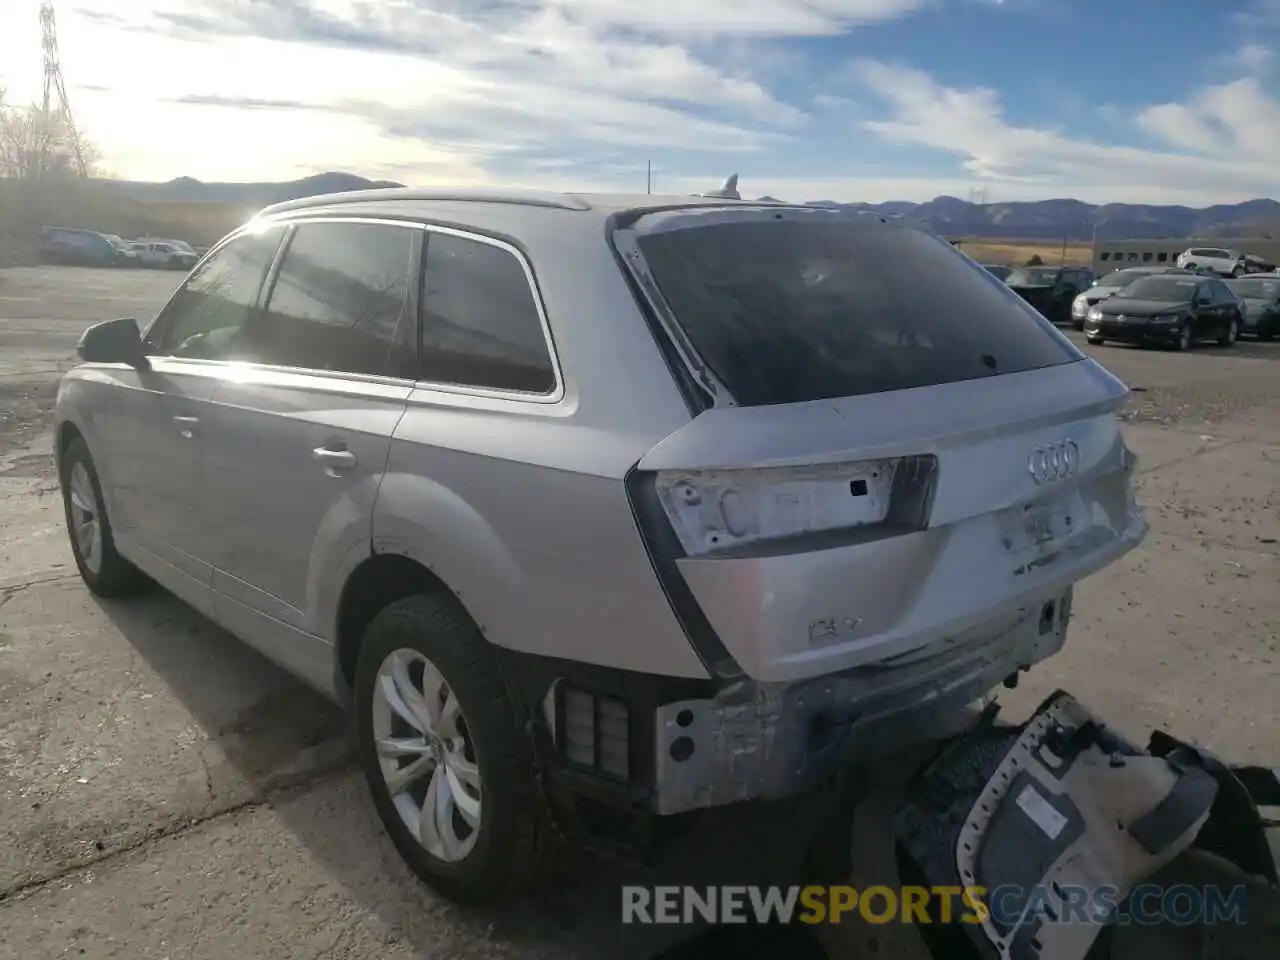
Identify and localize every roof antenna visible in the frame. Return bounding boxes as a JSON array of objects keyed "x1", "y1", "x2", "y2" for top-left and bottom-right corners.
[{"x1": 703, "y1": 173, "x2": 741, "y2": 200}]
